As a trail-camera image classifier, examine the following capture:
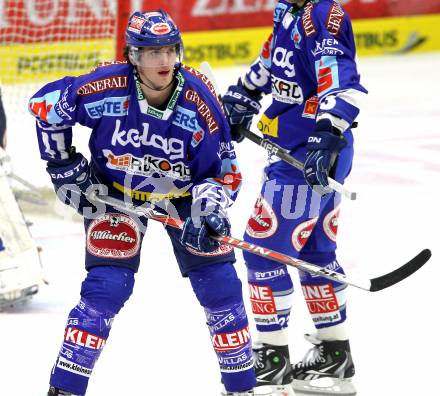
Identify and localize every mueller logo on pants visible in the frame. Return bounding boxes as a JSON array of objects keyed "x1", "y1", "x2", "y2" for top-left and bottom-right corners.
[
  {"x1": 323, "y1": 205, "x2": 340, "y2": 242},
  {"x1": 87, "y1": 213, "x2": 140, "y2": 259},
  {"x1": 291, "y1": 217, "x2": 318, "y2": 251},
  {"x1": 211, "y1": 326, "x2": 251, "y2": 353},
  {"x1": 246, "y1": 196, "x2": 278, "y2": 239}
]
